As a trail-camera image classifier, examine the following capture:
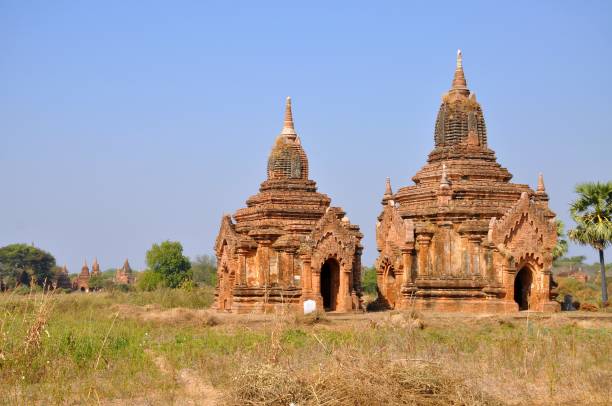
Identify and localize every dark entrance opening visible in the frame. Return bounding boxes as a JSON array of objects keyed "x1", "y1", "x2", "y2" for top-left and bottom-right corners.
[
  {"x1": 514, "y1": 268, "x2": 533, "y2": 311},
  {"x1": 320, "y1": 258, "x2": 340, "y2": 311}
]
